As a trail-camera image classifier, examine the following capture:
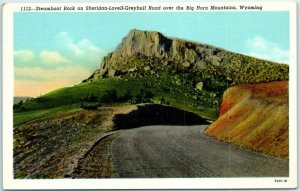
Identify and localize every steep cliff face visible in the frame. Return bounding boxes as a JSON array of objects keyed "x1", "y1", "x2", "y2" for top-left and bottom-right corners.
[
  {"x1": 108, "y1": 29, "x2": 217, "y2": 63},
  {"x1": 88, "y1": 29, "x2": 288, "y2": 84},
  {"x1": 206, "y1": 81, "x2": 288, "y2": 159},
  {"x1": 90, "y1": 29, "x2": 219, "y2": 78}
]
